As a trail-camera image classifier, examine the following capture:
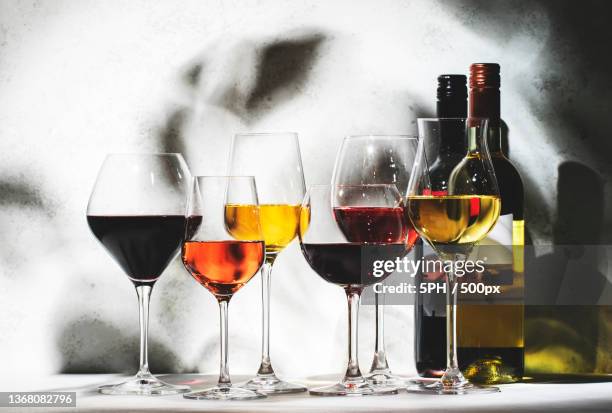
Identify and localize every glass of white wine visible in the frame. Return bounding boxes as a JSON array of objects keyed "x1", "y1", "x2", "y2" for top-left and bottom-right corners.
[
  {"x1": 406, "y1": 118, "x2": 501, "y2": 394},
  {"x1": 228, "y1": 132, "x2": 307, "y2": 394}
]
